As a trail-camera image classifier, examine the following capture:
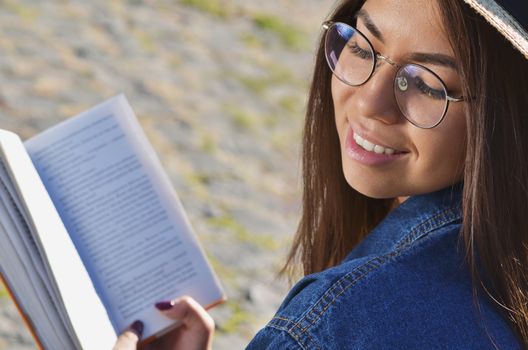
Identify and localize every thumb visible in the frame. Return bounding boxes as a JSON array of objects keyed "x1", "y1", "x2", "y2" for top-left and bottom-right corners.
[{"x1": 112, "y1": 320, "x2": 144, "y2": 350}]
